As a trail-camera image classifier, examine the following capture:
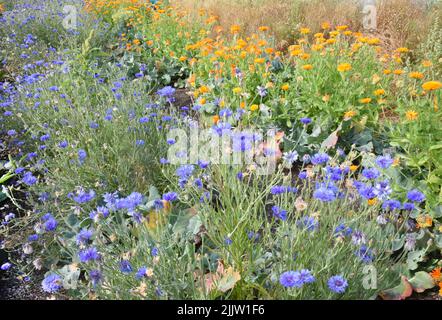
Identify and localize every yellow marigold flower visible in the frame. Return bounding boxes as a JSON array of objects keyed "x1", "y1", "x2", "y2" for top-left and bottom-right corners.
[
  {"x1": 393, "y1": 69, "x2": 404, "y2": 75},
  {"x1": 321, "y1": 22, "x2": 331, "y2": 30},
  {"x1": 337, "y1": 63, "x2": 352, "y2": 72},
  {"x1": 300, "y1": 27, "x2": 310, "y2": 34},
  {"x1": 409, "y1": 72, "x2": 424, "y2": 79},
  {"x1": 199, "y1": 98, "x2": 206, "y2": 105},
  {"x1": 302, "y1": 64, "x2": 313, "y2": 70},
  {"x1": 254, "y1": 57, "x2": 265, "y2": 64},
  {"x1": 265, "y1": 48, "x2": 274, "y2": 54},
  {"x1": 212, "y1": 115, "x2": 220, "y2": 124},
  {"x1": 367, "y1": 198, "x2": 377, "y2": 206},
  {"x1": 199, "y1": 85, "x2": 210, "y2": 94},
  {"x1": 383, "y1": 69, "x2": 392, "y2": 75},
  {"x1": 336, "y1": 25, "x2": 348, "y2": 31},
  {"x1": 344, "y1": 110, "x2": 357, "y2": 119},
  {"x1": 0, "y1": 4, "x2": 4, "y2": 13},
  {"x1": 232, "y1": 87, "x2": 242, "y2": 94},
  {"x1": 314, "y1": 32, "x2": 324, "y2": 38},
  {"x1": 416, "y1": 215, "x2": 433, "y2": 228},
  {"x1": 179, "y1": 56, "x2": 187, "y2": 62},
  {"x1": 374, "y1": 89, "x2": 385, "y2": 96},
  {"x1": 439, "y1": 283, "x2": 442, "y2": 297},
  {"x1": 344, "y1": 31, "x2": 353, "y2": 36},
  {"x1": 396, "y1": 47, "x2": 409, "y2": 53},
  {"x1": 350, "y1": 165, "x2": 358, "y2": 172},
  {"x1": 281, "y1": 83, "x2": 290, "y2": 91},
  {"x1": 250, "y1": 104, "x2": 259, "y2": 111},
  {"x1": 258, "y1": 26, "x2": 269, "y2": 32},
  {"x1": 422, "y1": 60, "x2": 432, "y2": 67},
  {"x1": 230, "y1": 24, "x2": 241, "y2": 34},
  {"x1": 405, "y1": 110, "x2": 418, "y2": 121},
  {"x1": 359, "y1": 98, "x2": 372, "y2": 104},
  {"x1": 326, "y1": 38, "x2": 336, "y2": 44},
  {"x1": 367, "y1": 38, "x2": 380, "y2": 45},
  {"x1": 422, "y1": 81, "x2": 442, "y2": 91}
]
